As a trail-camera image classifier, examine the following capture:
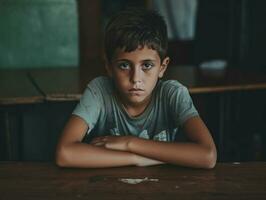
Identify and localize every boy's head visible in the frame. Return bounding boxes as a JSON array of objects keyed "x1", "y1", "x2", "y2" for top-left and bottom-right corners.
[
  {"x1": 104, "y1": 8, "x2": 170, "y2": 111},
  {"x1": 104, "y1": 8, "x2": 168, "y2": 64}
]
